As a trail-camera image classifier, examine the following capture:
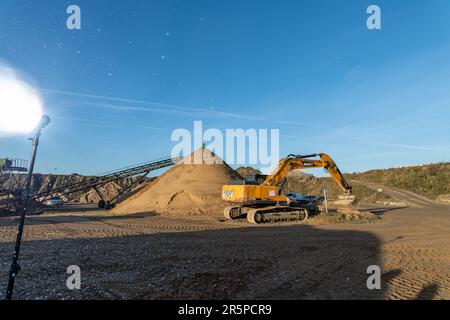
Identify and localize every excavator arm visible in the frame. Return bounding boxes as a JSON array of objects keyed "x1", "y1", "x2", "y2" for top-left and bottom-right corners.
[{"x1": 262, "y1": 153, "x2": 352, "y2": 194}]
